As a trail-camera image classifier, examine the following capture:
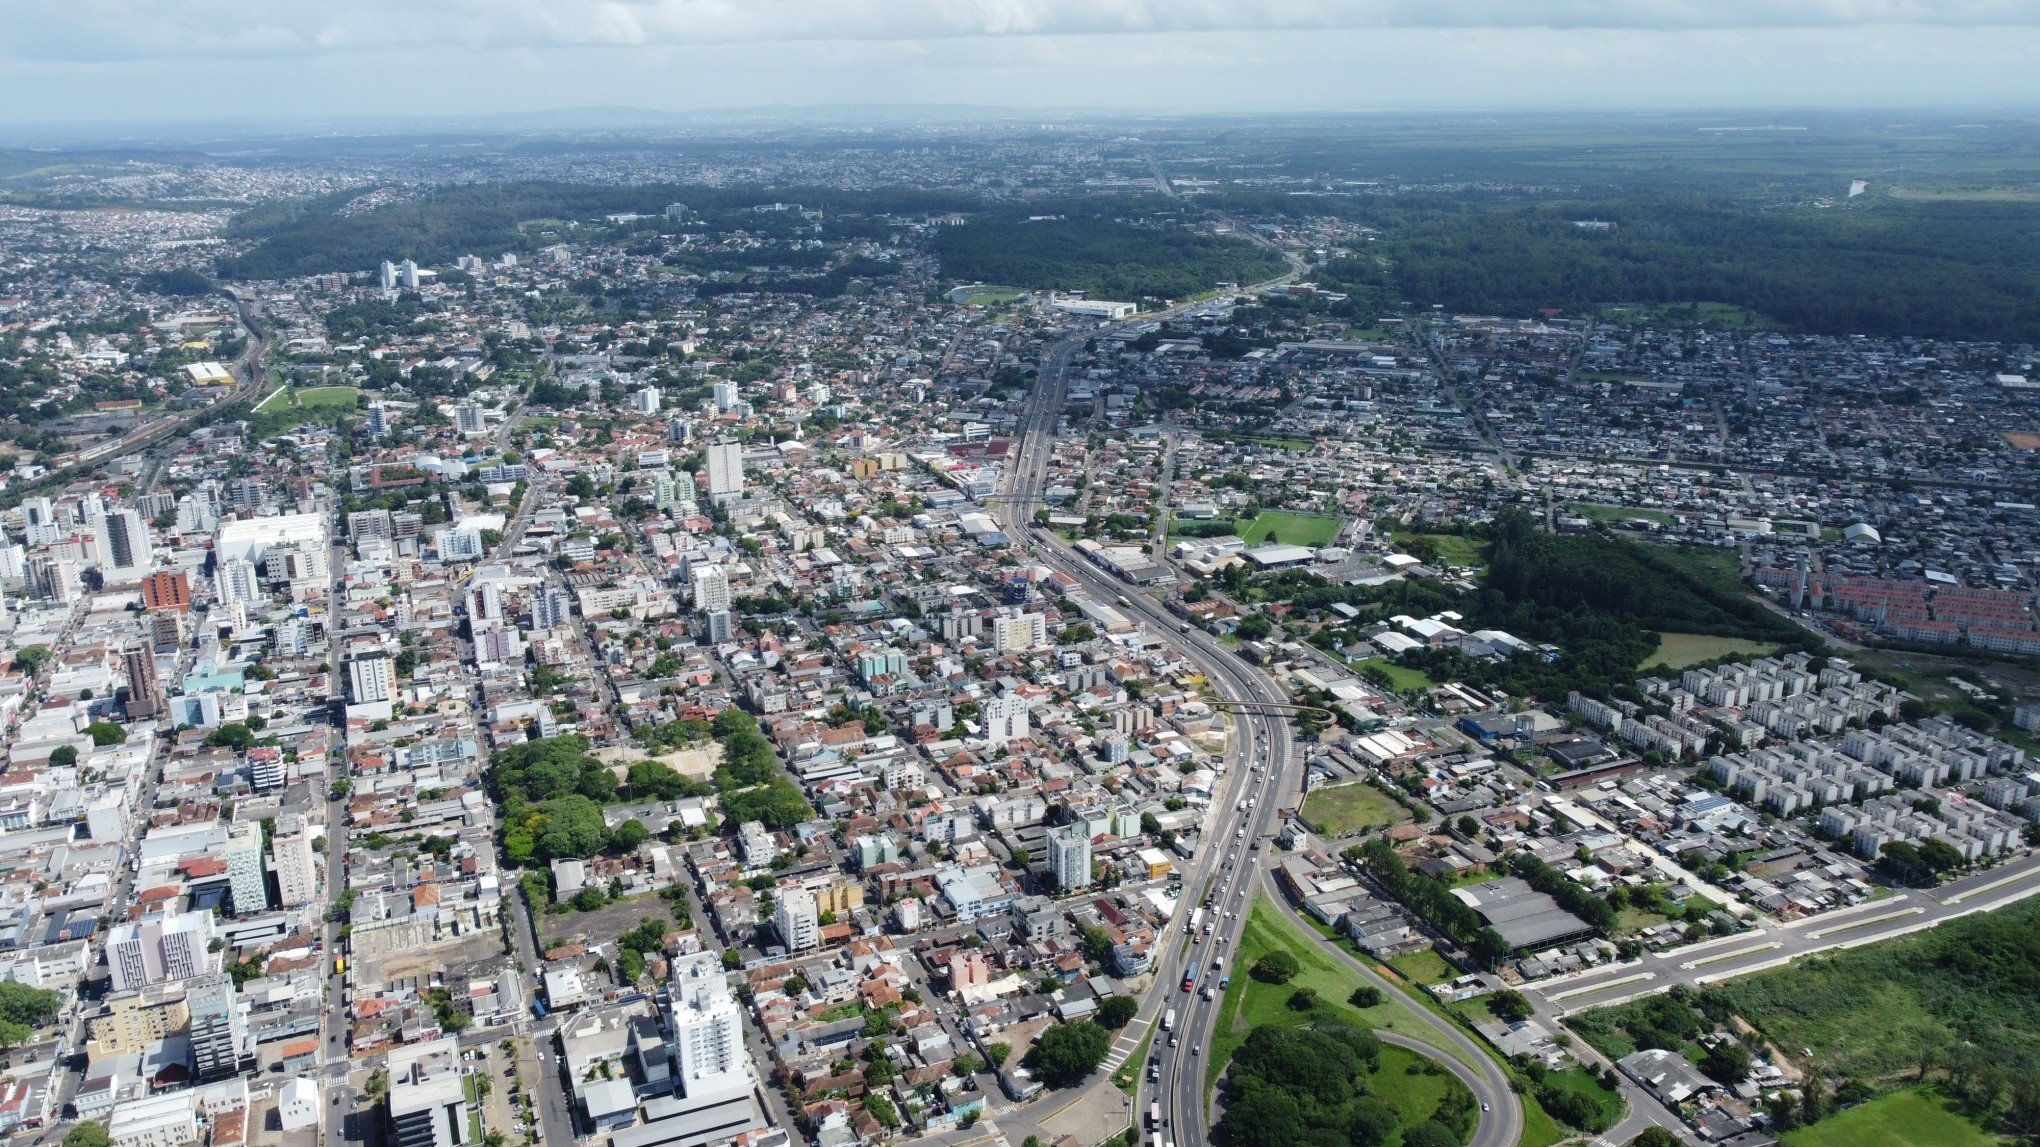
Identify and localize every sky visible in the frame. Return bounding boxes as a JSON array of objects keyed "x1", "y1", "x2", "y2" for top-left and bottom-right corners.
[{"x1": 2, "y1": 1, "x2": 2038, "y2": 128}]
